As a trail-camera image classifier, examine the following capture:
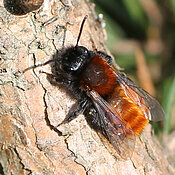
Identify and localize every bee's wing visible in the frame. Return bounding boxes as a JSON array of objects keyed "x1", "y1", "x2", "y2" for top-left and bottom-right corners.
[
  {"x1": 87, "y1": 90, "x2": 135, "y2": 158},
  {"x1": 116, "y1": 72, "x2": 165, "y2": 121}
]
